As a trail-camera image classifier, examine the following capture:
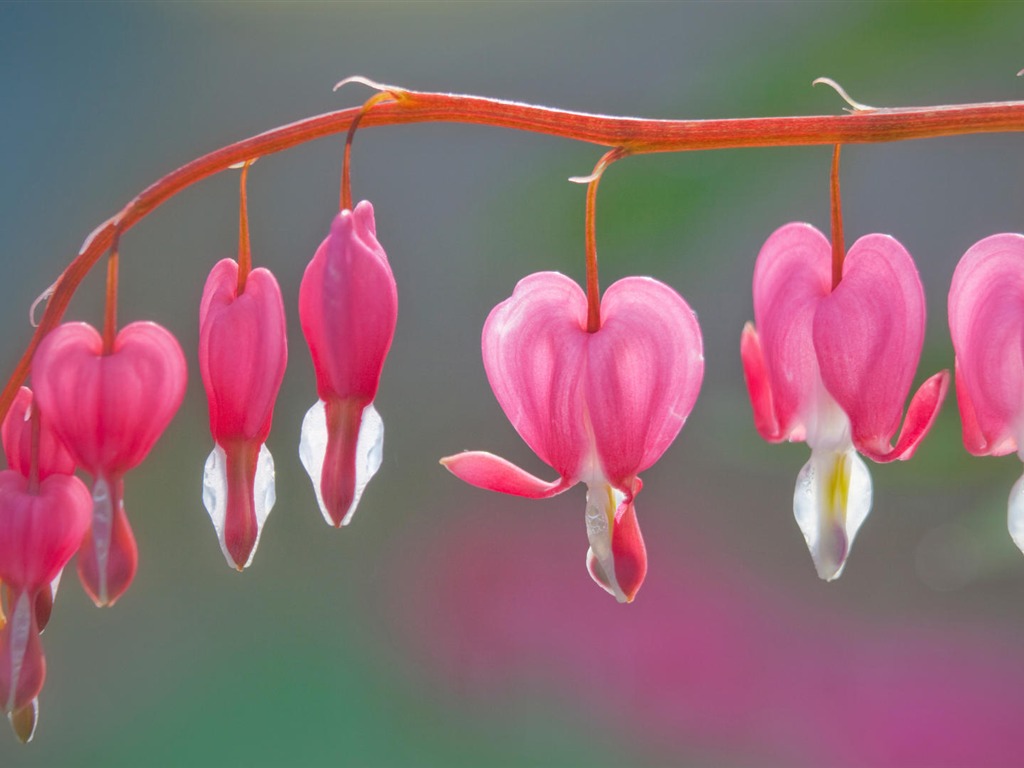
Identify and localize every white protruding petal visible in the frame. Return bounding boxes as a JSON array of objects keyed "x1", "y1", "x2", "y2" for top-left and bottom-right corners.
[
  {"x1": 202, "y1": 443, "x2": 276, "y2": 569},
  {"x1": 584, "y1": 482, "x2": 628, "y2": 603},
  {"x1": 299, "y1": 400, "x2": 384, "y2": 527},
  {"x1": 793, "y1": 447, "x2": 872, "y2": 581},
  {"x1": 1007, "y1": 471, "x2": 1024, "y2": 554},
  {"x1": 91, "y1": 476, "x2": 113, "y2": 605},
  {"x1": 4, "y1": 593, "x2": 31, "y2": 713}
]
